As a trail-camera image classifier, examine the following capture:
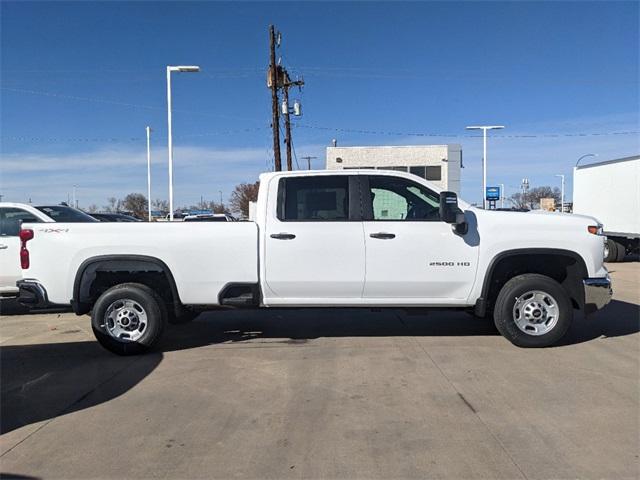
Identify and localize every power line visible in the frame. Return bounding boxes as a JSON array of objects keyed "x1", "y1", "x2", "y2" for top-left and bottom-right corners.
[
  {"x1": 1, "y1": 86, "x2": 261, "y2": 122},
  {"x1": 292, "y1": 122, "x2": 639, "y2": 139},
  {"x1": 1, "y1": 126, "x2": 268, "y2": 144}
]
